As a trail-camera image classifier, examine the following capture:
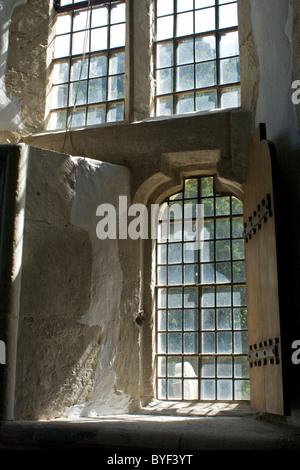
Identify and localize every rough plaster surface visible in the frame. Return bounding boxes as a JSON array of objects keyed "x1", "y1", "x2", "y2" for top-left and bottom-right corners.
[
  {"x1": 15, "y1": 148, "x2": 135, "y2": 419},
  {"x1": 69, "y1": 156, "x2": 133, "y2": 417}
]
